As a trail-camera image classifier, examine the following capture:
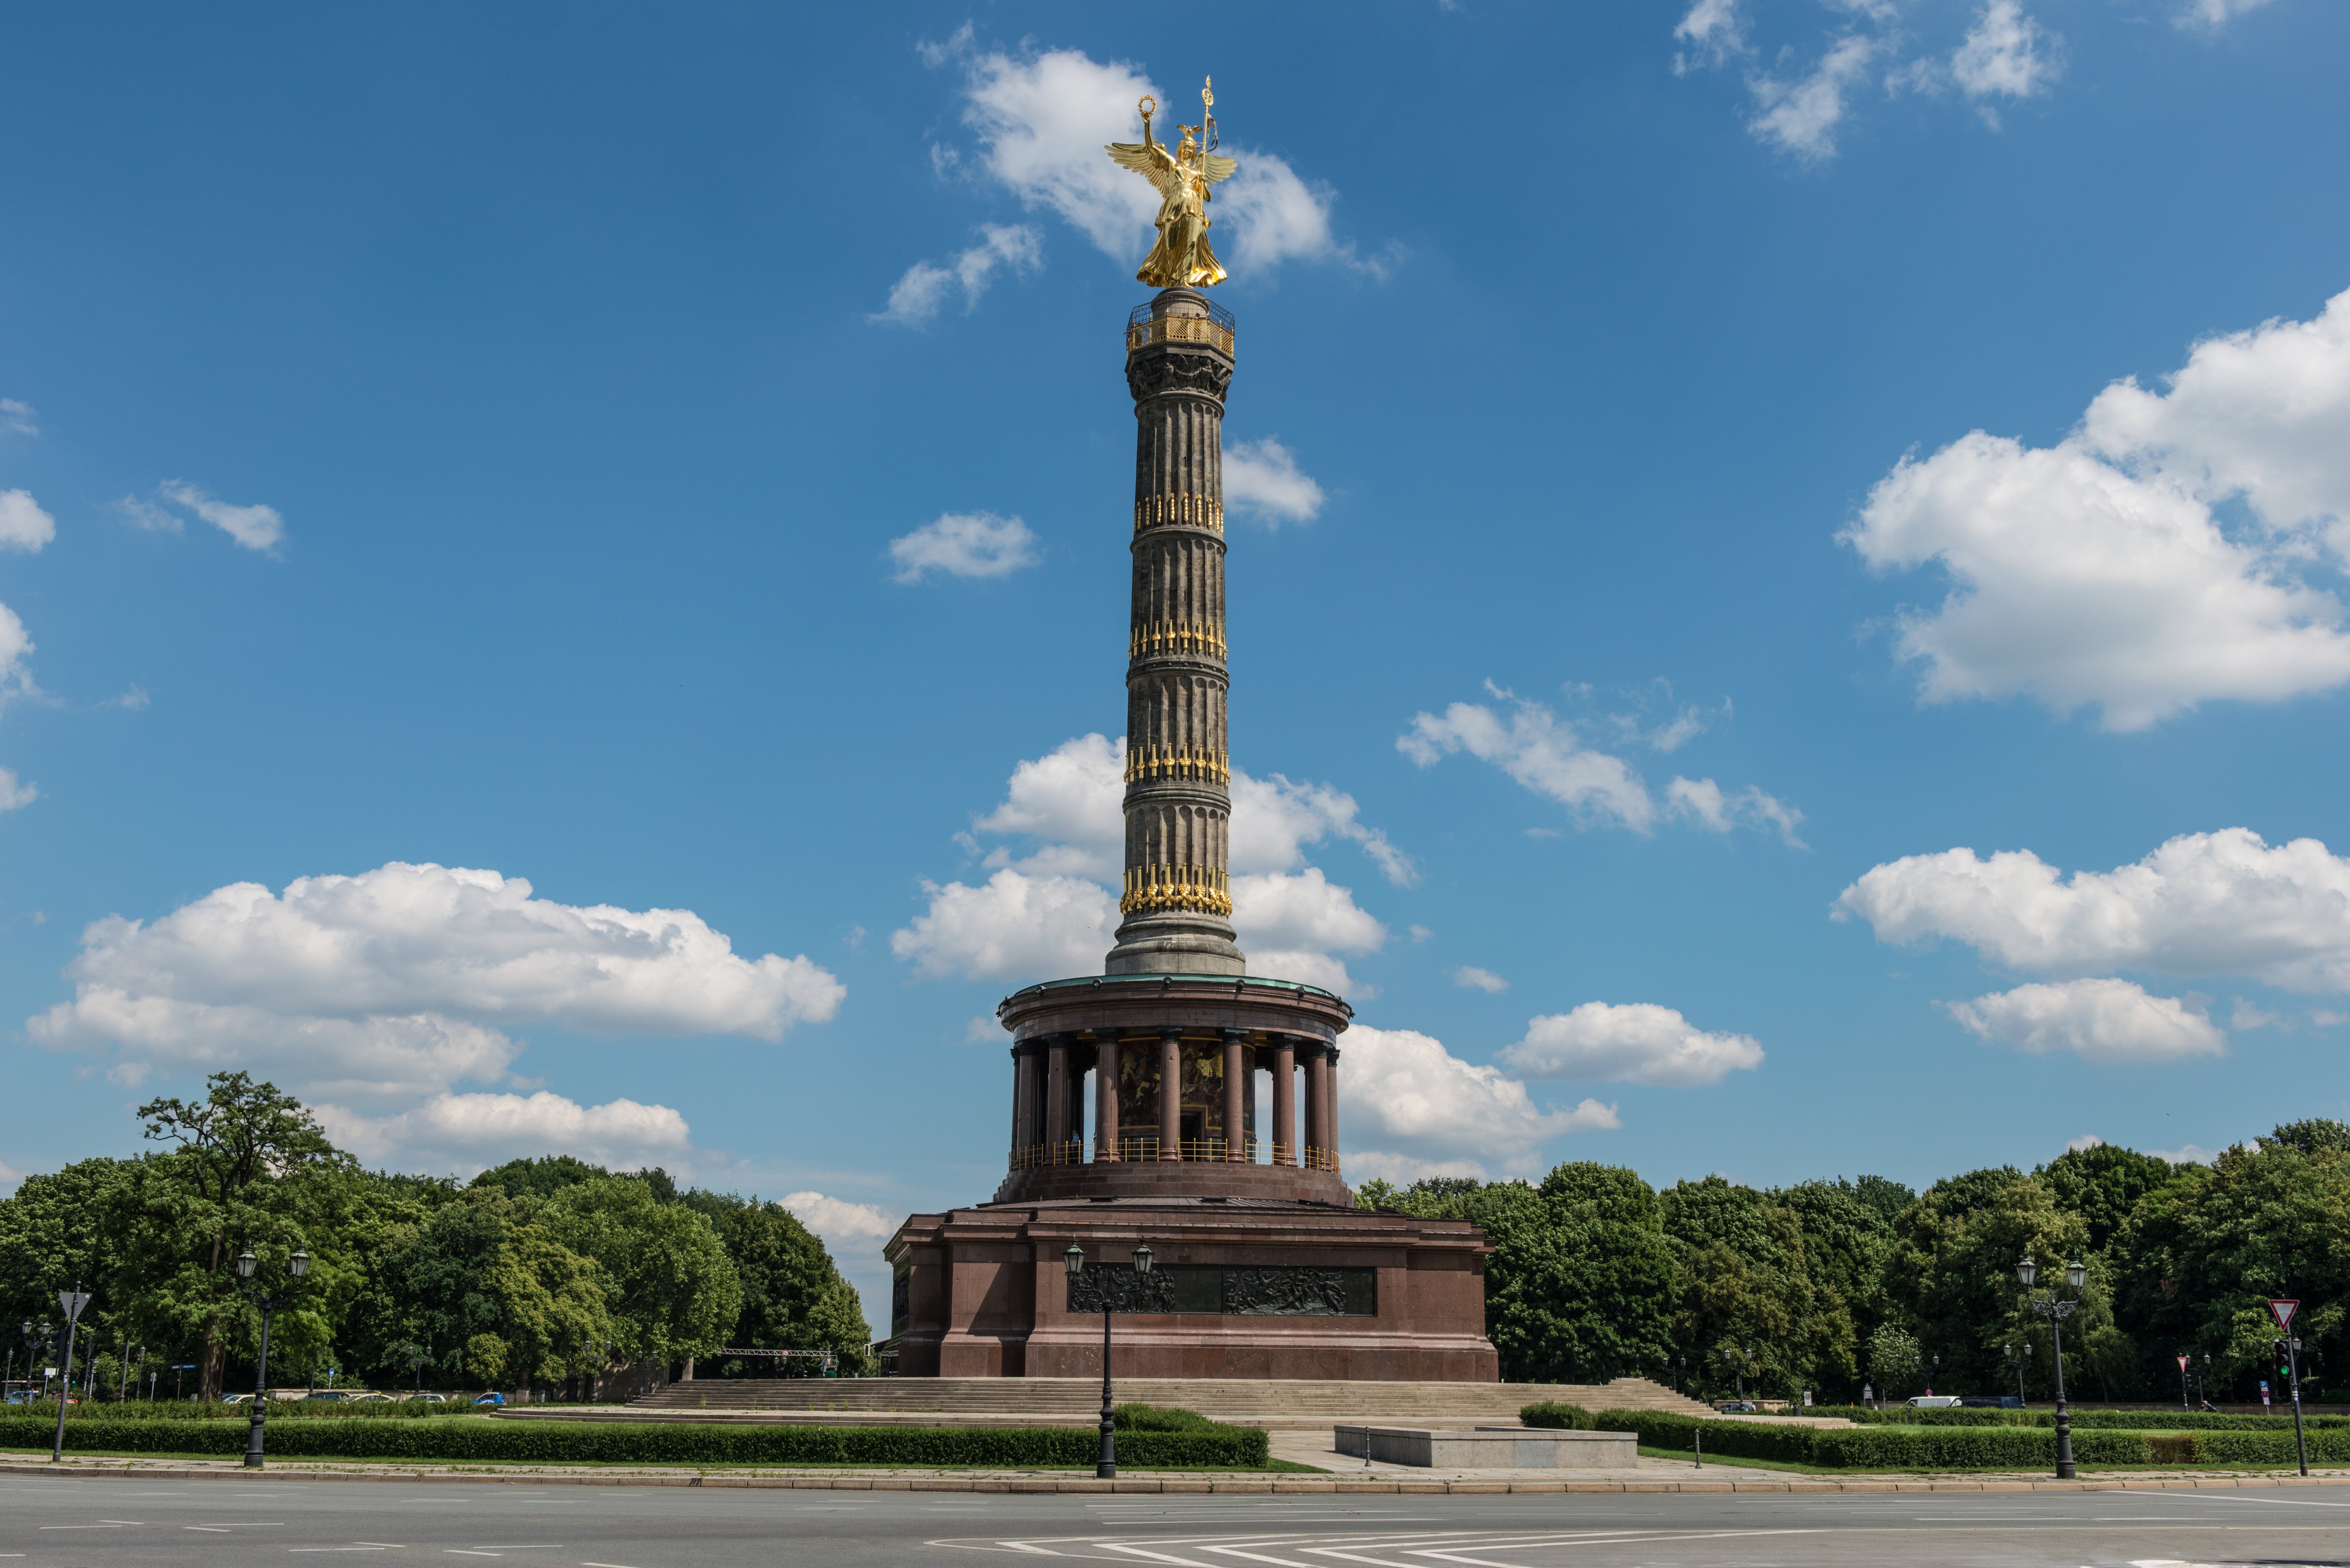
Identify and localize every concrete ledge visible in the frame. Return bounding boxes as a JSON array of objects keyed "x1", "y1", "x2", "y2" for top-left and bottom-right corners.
[
  {"x1": 8, "y1": 1457, "x2": 2350, "y2": 1493},
  {"x1": 1335, "y1": 1425, "x2": 1637, "y2": 1469}
]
